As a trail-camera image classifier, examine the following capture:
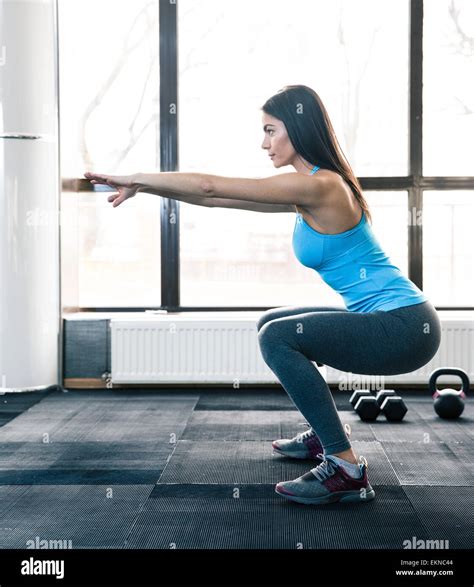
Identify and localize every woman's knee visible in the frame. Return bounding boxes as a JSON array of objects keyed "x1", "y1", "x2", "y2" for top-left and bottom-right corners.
[
  {"x1": 256, "y1": 310, "x2": 279, "y2": 332},
  {"x1": 256, "y1": 316, "x2": 268, "y2": 333},
  {"x1": 257, "y1": 320, "x2": 283, "y2": 361},
  {"x1": 257, "y1": 320, "x2": 273, "y2": 347}
]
